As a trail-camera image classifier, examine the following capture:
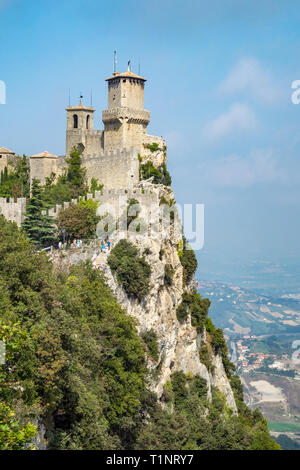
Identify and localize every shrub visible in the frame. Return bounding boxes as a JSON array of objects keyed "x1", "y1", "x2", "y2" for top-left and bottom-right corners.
[
  {"x1": 146, "y1": 142, "x2": 160, "y2": 152},
  {"x1": 190, "y1": 292, "x2": 210, "y2": 333},
  {"x1": 199, "y1": 345, "x2": 214, "y2": 373},
  {"x1": 140, "y1": 161, "x2": 171, "y2": 186},
  {"x1": 205, "y1": 318, "x2": 236, "y2": 378},
  {"x1": 171, "y1": 371, "x2": 188, "y2": 407},
  {"x1": 176, "y1": 292, "x2": 192, "y2": 323},
  {"x1": 57, "y1": 202, "x2": 100, "y2": 241},
  {"x1": 180, "y1": 237, "x2": 198, "y2": 286},
  {"x1": 176, "y1": 290, "x2": 210, "y2": 331},
  {"x1": 189, "y1": 375, "x2": 208, "y2": 400},
  {"x1": 108, "y1": 239, "x2": 151, "y2": 300},
  {"x1": 164, "y1": 264, "x2": 174, "y2": 286},
  {"x1": 141, "y1": 329, "x2": 159, "y2": 361}
]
